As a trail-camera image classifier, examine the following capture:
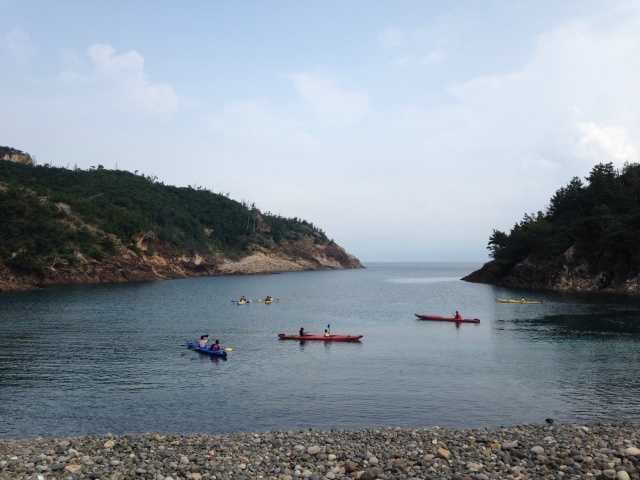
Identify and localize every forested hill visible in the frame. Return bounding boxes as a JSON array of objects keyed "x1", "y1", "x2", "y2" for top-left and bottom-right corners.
[
  {"x1": 0, "y1": 154, "x2": 361, "y2": 291},
  {"x1": 464, "y1": 162, "x2": 640, "y2": 294}
]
